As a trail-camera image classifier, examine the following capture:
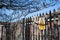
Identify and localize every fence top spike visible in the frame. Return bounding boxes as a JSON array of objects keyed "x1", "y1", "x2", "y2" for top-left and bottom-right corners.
[
  {"x1": 46, "y1": 13, "x2": 48, "y2": 15},
  {"x1": 23, "y1": 18, "x2": 25, "y2": 20},
  {"x1": 49, "y1": 10, "x2": 51, "y2": 14},
  {"x1": 53, "y1": 9, "x2": 56, "y2": 12},
  {"x1": 40, "y1": 13, "x2": 41, "y2": 16},
  {"x1": 42, "y1": 13, "x2": 44, "y2": 16}
]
